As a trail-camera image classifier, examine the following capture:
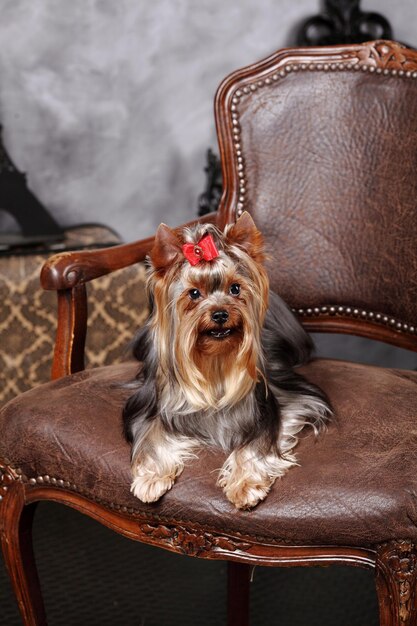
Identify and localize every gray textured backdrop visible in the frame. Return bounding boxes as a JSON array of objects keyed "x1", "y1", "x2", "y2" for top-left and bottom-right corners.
[{"x1": 1, "y1": 0, "x2": 416, "y2": 367}]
